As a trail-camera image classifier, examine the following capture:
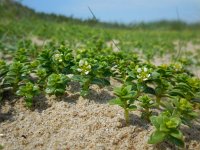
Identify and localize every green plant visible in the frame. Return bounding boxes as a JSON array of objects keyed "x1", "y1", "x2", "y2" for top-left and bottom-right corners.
[
  {"x1": 1, "y1": 2, "x2": 200, "y2": 148},
  {"x1": 0, "y1": 60, "x2": 8, "y2": 77},
  {"x1": 4, "y1": 61, "x2": 29, "y2": 92},
  {"x1": 148, "y1": 113, "x2": 184, "y2": 148},
  {"x1": 0, "y1": 60, "x2": 8, "y2": 101},
  {"x1": 166, "y1": 98, "x2": 198, "y2": 125},
  {"x1": 14, "y1": 48, "x2": 29, "y2": 63},
  {"x1": 35, "y1": 67, "x2": 48, "y2": 88},
  {"x1": 138, "y1": 95, "x2": 154, "y2": 121},
  {"x1": 109, "y1": 85, "x2": 137, "y2": 125},
  {"x1": 45, "y1": 73, "x2": 68, "y2": 97},
  {"x1": 77, "y1": 59, "x2": 91, "y2": 75},
  {"x1": 16, "y1": 82, "x2": 39, "y2": 108},
  {"x1": 38, "y1": 46, "x2": 74, "y2": 74},
  {"x1": 0, "y1": 144, "x2": 3, "y2": 150},
  {"x1": 72, "y1": 59, "x2": 110, "y2": 96}
]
